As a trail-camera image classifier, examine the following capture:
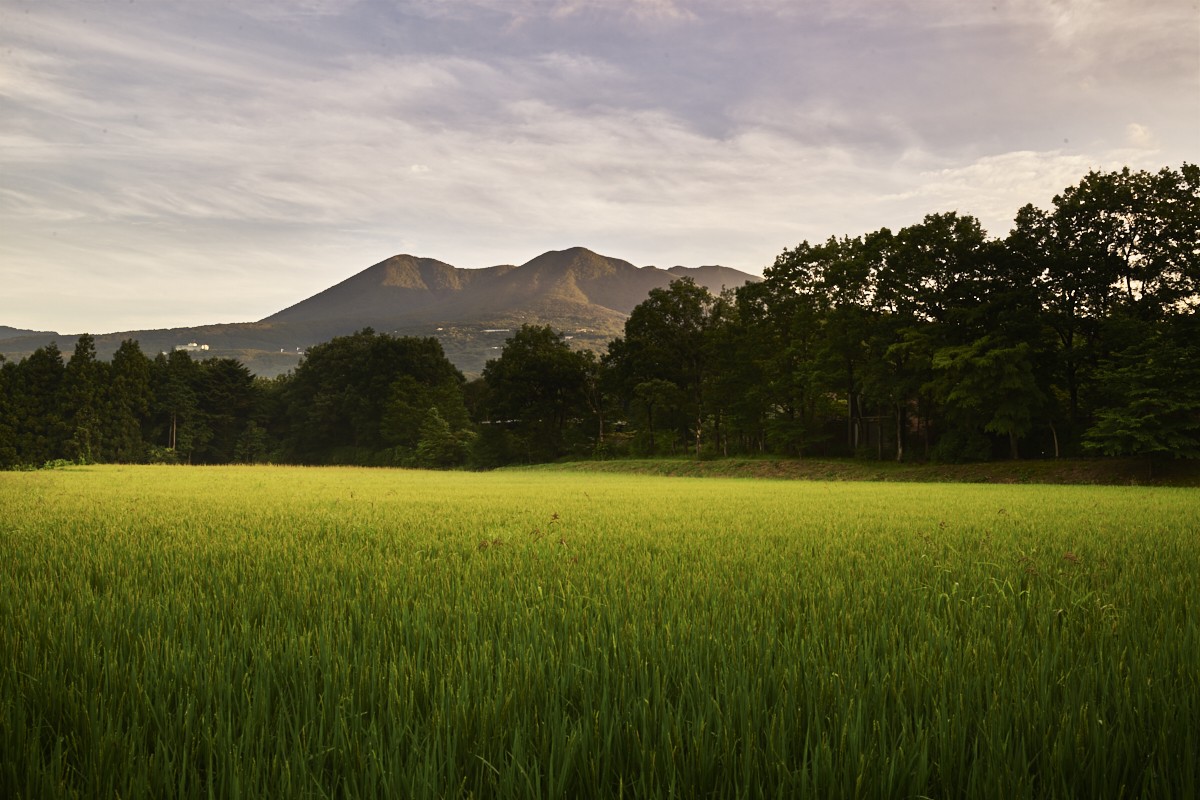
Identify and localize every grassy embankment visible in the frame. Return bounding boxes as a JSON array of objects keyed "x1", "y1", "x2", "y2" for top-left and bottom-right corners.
[
  {"x1": 517, "y1": 455, "x2": 1200, "y2": 486},
  {"x1": 2, "y1": 465, "x2": 1197, "y2": 798}
]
